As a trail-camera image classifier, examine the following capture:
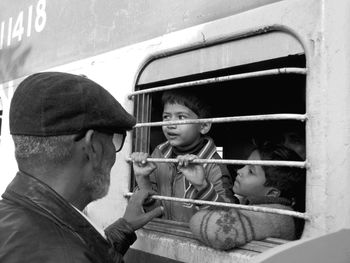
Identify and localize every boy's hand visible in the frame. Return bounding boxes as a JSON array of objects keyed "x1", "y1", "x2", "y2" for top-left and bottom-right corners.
[
  {"x1": 177, "y1": 154, "x2": 208, "y2": 191},
  {"x1": 130, "y1": 152, "x2": 156, "y2": 189}
]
